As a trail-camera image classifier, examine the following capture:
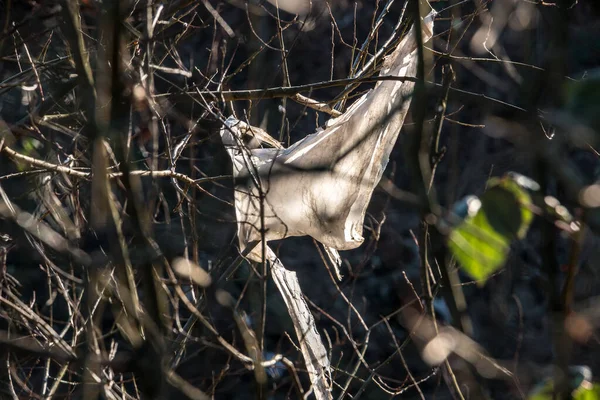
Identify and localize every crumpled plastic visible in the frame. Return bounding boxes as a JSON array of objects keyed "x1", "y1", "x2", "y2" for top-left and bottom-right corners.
[{"x1": 221, "y1": 12, "x2": 435, "y2": 263}]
